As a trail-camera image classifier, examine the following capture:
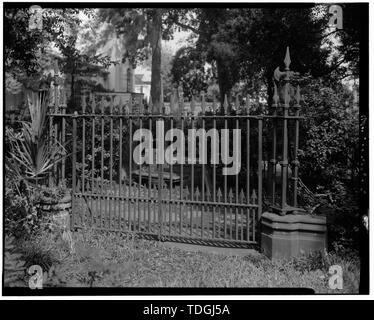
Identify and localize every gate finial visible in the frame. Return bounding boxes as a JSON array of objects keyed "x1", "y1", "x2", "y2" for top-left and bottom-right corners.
[
  {"x1": 217, "y1": 188, "x2": 222, "y2": 202},
  {"x1": 223, "y1": 94, "x2": 229, "y2": 114},
  {"x1": 246, "y1": 94, "x2": 251, "y2": 114},
  {"x1": 239, "y1": 189, "x2": 246, "y2": 203},
  {"x1": 251, "y1": 189, "x2": 258, "y2": 203},
  {"x1": 212, "y1": 95, "x2": 217, "y2": 113},
  {"x1": 190, "y1": 94, "x2": 195, "y2": 115},
  {"x1": 201, "y1": 91, "x2": 206, "y2": 114},
  {"x1": 284, "y1": 46, "x2": 291, "y2": 70},
  {"x1": 235, "y1": 94, "x2": 240, "y2": 114}
]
